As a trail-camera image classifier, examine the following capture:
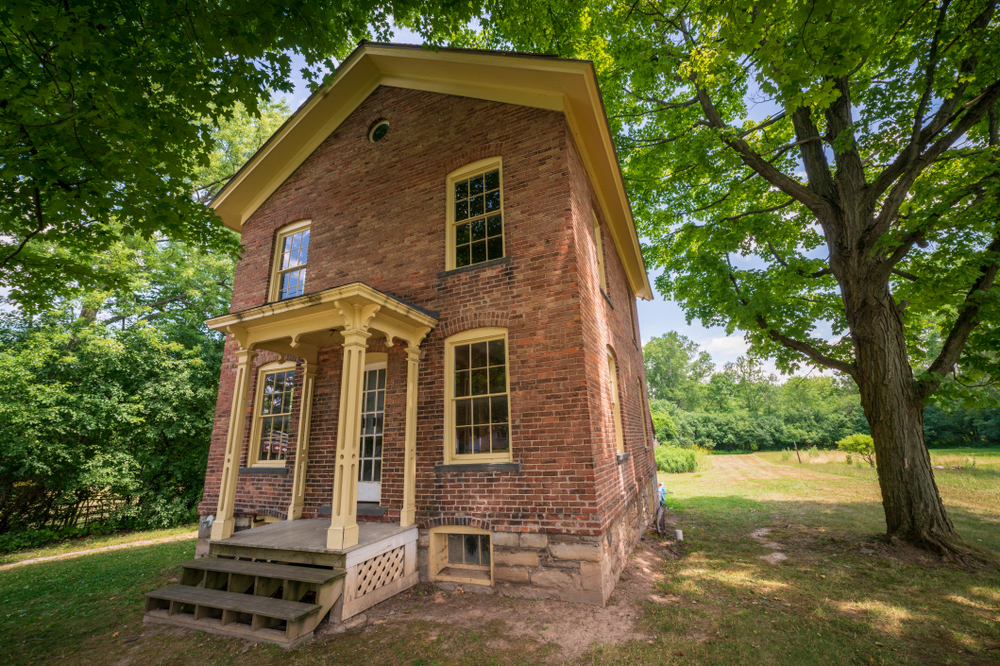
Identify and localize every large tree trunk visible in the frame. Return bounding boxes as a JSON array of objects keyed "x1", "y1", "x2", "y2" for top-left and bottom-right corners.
[{"x1": 847, "y1": 282, "x2": 963, "y2": 556}]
